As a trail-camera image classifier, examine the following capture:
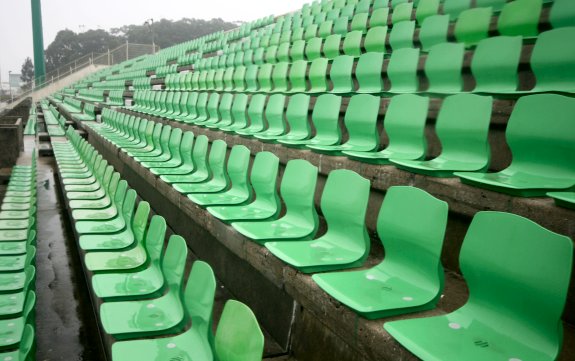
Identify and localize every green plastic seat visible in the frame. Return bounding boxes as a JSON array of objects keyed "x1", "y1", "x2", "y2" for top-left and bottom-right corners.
[
  {"x1": 342, "y1": 30, "x2": 363, "y2": 57},
  {"x1": 202, "y1": 93, "x2": 234, "y2": 128},
  {"x1": 274, "y1": 94, "x2": 311, "y2": 143},
  {"x1": 99, "y1": 235, "x2": 188, "y2": 340},
  {"x1": 217, "y1": 94, "x2": 249, "y2": 131},
  {"x1": 425, "y1": 42, "x2": 465, "y2": 93},
  {"x1": 454, "y1": 7, "x2": 493, "y2": 46},
  {"x1": 278, "y1": 94, "x2": 342, "y2": 148},
  {"x1": 266, "y1": 169, "x2": 370, "y2": 273},
  {"x1": 252, "y1": 94, "x2": 287, "y2": 141},
  {"x1": 364, "y1": 26, "x2": 387, "y2": 53},
  {"x1": 387, "y1": 47, "x2": 420, "y2": 93},
  {"x1": 234, "y1": 95, "x2": 267, "y2": 137},
  {"x1": 498, "y1": 0, "x2": 542, "y2": 38},
  {"x1": 232, "y1": 159, "x2": 319, "y2": 244},
  {"x1": 207, "y1": 152, "x2": 280, "y2": 223},
  {"x1": 313, "y1": 186, "x2": 448, "y2": 318},
  {"x1": 0, "y1": 291, "x2": 34, "y2": 351},
  {"x1": 270, "y1": 62, "x2": 289, "y2": 92},
  {"x1": 308, "y1": 58, "x2": 329, "y2": 93},
  {"x1": 0, "y1": 323, "x2": 34, "y2": 361},
  {"x1": 392, "y1": 94, "x2": 492, "y2": 177},
  {"x1": 356, "y1": 52, "x2": 385, "y2": 93},
  {"x1": 90, "y1": 216, "x2": 166, "y2": 300},
  {"x1": 530, "y1": 27, "x2": 575, "y2": 93},
  {"x1": 333, "y1": 16, "x2": 350, "y2": 35},
  {"x1": 456, "y1": 94, "x2": 575, "y2": 196},
  {"x1": 188, "y1": 145, "x2": 252, "y2": 206},
  {"x1": 416, "y1": 0, "x2": 440, "y2": 24},
  {"x1": 442, "y1": 0, "x2": 471, "y2": 19},
  {"x1": 369, "y1": 7, "x2": 390, "y2": 28},
  {"x1": 110, "y1": 260, "x2": 218, "y2": 361},
  {"x1": 0, "y1": 246, "x2": 35, "y2": 273},
  {"x1": 172, "y1": 141, "x2": 229, "y2": 193},
  {"x1": 392, "y1": 2, "x2": 413, "y2": 24},
  {"x1": 308, "y1": 94, "x2": 380, "y2": 154},
  {"x1": 329, "y1": 55, "x2": 355, "y2": 94},
  {"x1": 160, "y1": 135, "x2": 210, "y2": 185},
  {"x1": 70, "y1": 176, "x2": 123, "y2": 219},
  {"x1": 476, "y1": 0, "x2": 506, "y2": 11},
  {"x1": 150, "y1": 132, "x2": 195, "y2": 176},
  {"x1": 77, "y1": 189, "x2": 140, "y2": 251},
  {"x1": 344, "y1": 94, "x2": 429, "y2": 164},
  {"x1": 547, "y1": 191, "x2": 575, "y2": 210},
  {"x1": 389, "y1": 20, "x2": 415, "y2": 50},
  {"x1": 0, "y1": 265, "x2": 34, "y2": 294},
  {"x1": 385, "y1": 211, "x2": 573, "y2": 361},
  {"x1": 305, "y1": 37, "x2": 323, "y2": 60},
  {"x1": 323, "y1": 34, "x2": 343, "y2": 59},
  {"x1": 287, "y1": 60, "x2": 308, "y2": 93},
  {"x1": 0, "y1": 261, "x2": 34, "y2": 318},
  {"x1": 550, "y1": 0, "x2": 575, "y2": 28},
  {"x1": 471, "y1": 35, "x2": 522, "y2": 93}
]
